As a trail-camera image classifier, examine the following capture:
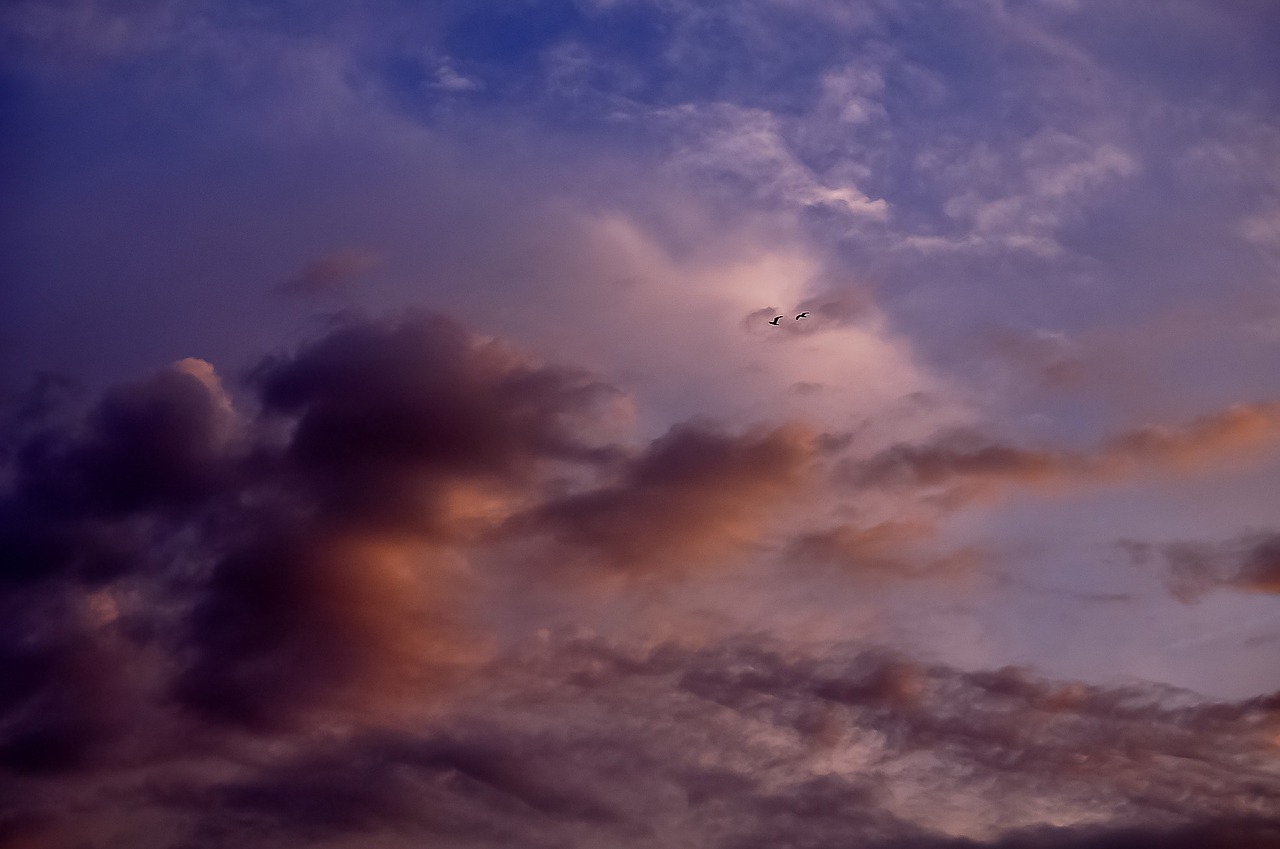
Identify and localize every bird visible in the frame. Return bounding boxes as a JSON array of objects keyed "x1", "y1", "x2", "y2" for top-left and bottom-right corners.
[
  {"x1": 795, "y1": 311, "x2": 809, "y2": 320},
  {"x1": 769, "y1": 315, "x2": 783, "y2": 325}
]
